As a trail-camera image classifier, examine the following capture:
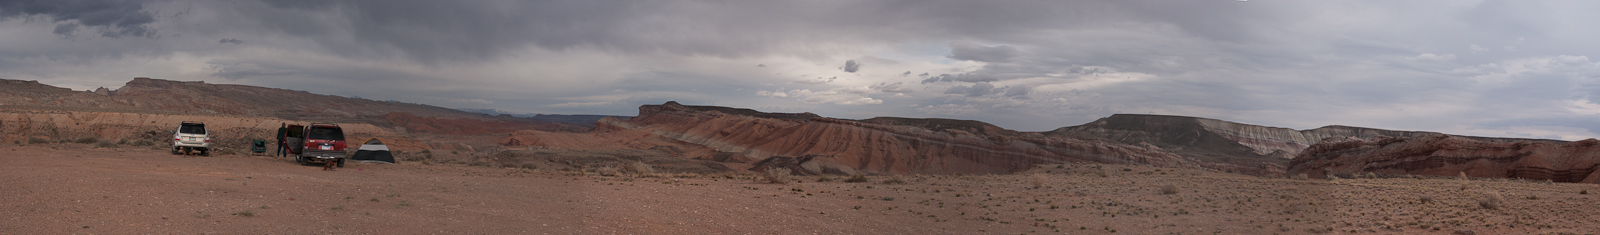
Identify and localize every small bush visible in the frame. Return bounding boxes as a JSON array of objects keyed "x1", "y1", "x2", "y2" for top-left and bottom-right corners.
[
  {"x1": 519, "y1": 162, "x2": 539, "y2": 170},
  {"x1": 1478, "y1": 191, "x2": 1503, "y2": 210},
  {"x1": 816, "y1": 175, "x2": 837, "y2": 182},
  {"x1": 1030, "y1": 174, "x2": 1047, "y2": 189},
  {"x1": 596, "y1": 167, "x2": 619, "y2": 176},
  {"x1": 1291, "y1": 173, "x2": 1309, "y2": 180},
  {"x1": 1581, "y1": 189, "x2": 1589, "y2": 195},
  {"x1": 844, "y1": 175, "x2": 869, "y2": 183},
  {"x1": 1096, "y1": 168, "x2": 1111, "y2": 177},
  {"x1": 74, "y1": 137, "x2": 99, "y2": 144},
  {"x1": 28, "y1": 137, "x2": 48, "y2": 144},
  {"x1": 131, "y1": 139, "x2": 155, "y2": 146},
  {"x1": 94, "y1": 140, "x2": 117, "y2": 148},
  {"x1": 1420, "y1": 195, "x2": 1434, "y2": 204},
  {"x1": 1160, "y1": 185, "x2": 1179, "y2": 195},
  {"x1": 234, "y1": 211, "x2": 256, "y2": 217},
  {"x1": 117, "y1": 139, "x2": 129, "y2": 145},
  {"x1": 881, "y1": 177, "x2": 907, "y2": 184},
  {"x1": 467, "y1": 161, "x2": 492, "y2": 167},
  {"x1": 627, "y1": 161, "x2": 654, "y2": 175},
  {"x1": 763, "y1": 168, "x2": 792, "y2": 184}
]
